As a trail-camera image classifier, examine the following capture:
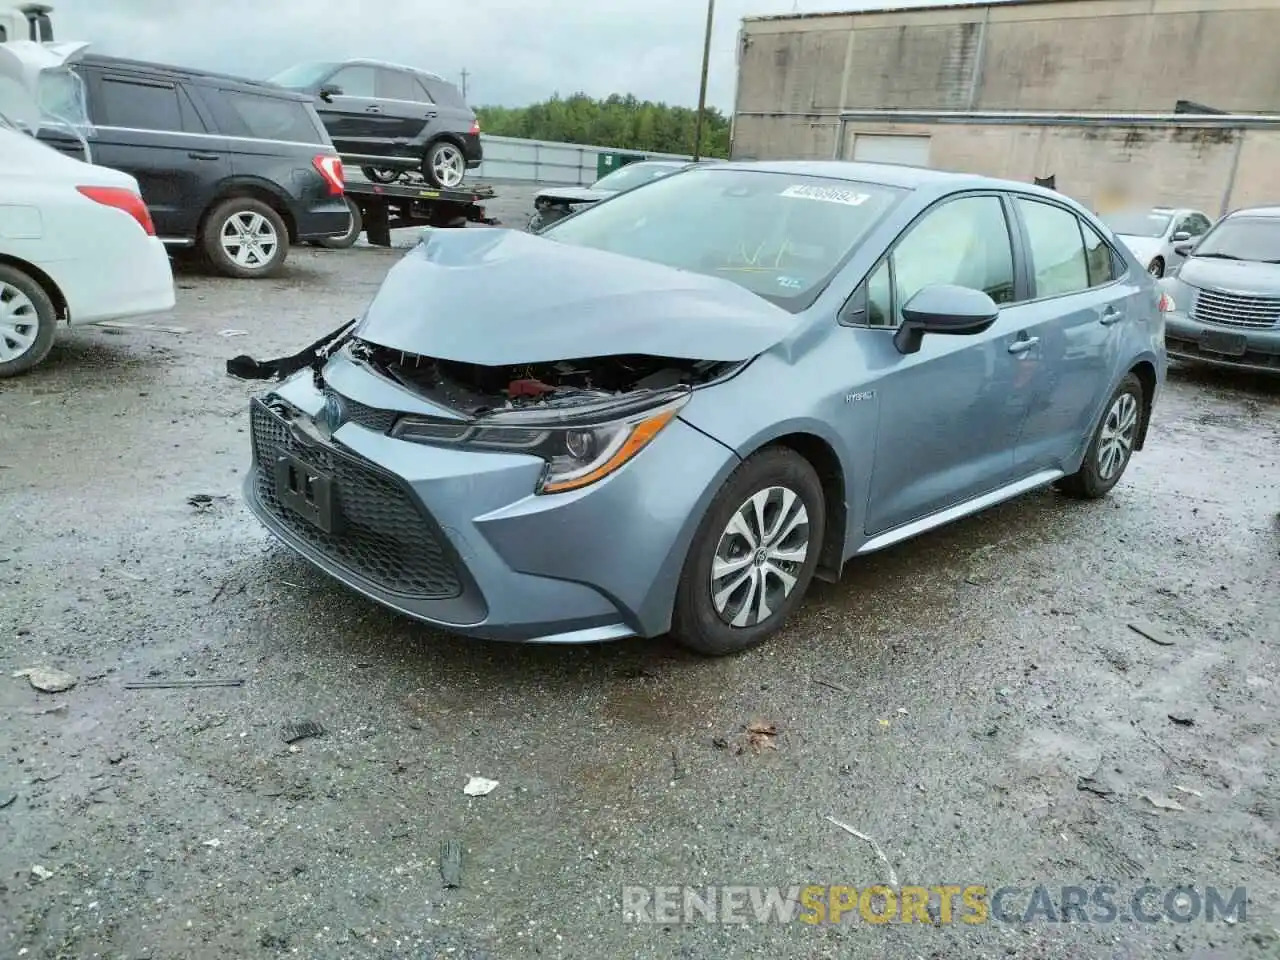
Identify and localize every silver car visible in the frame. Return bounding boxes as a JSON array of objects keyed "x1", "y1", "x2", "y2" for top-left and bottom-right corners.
[
  {"x1": 1102, "y1": 206, "x2": 1214, "y2": 278},
  {"x1": 240, "y1": 161, "x2": 1167, "y2": 655},
  {"x1": 1160, "y1": 205, "x2": 1280, "y2": 374},
  {"x1": 527, "y1": 160, "x2": 693, "y2": 232}
]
